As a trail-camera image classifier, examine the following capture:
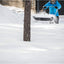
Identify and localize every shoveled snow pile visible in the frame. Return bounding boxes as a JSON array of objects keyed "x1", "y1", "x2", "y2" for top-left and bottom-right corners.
[
  {"x1": 0, "y1": 5, "x2": 23, "y2": 24},
  {"x1": 33, "y1": 11, "x2": 56, "y2": 18},
  {"x1": 6, "y1": 6, "x2": 24, "y2": 13}
]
